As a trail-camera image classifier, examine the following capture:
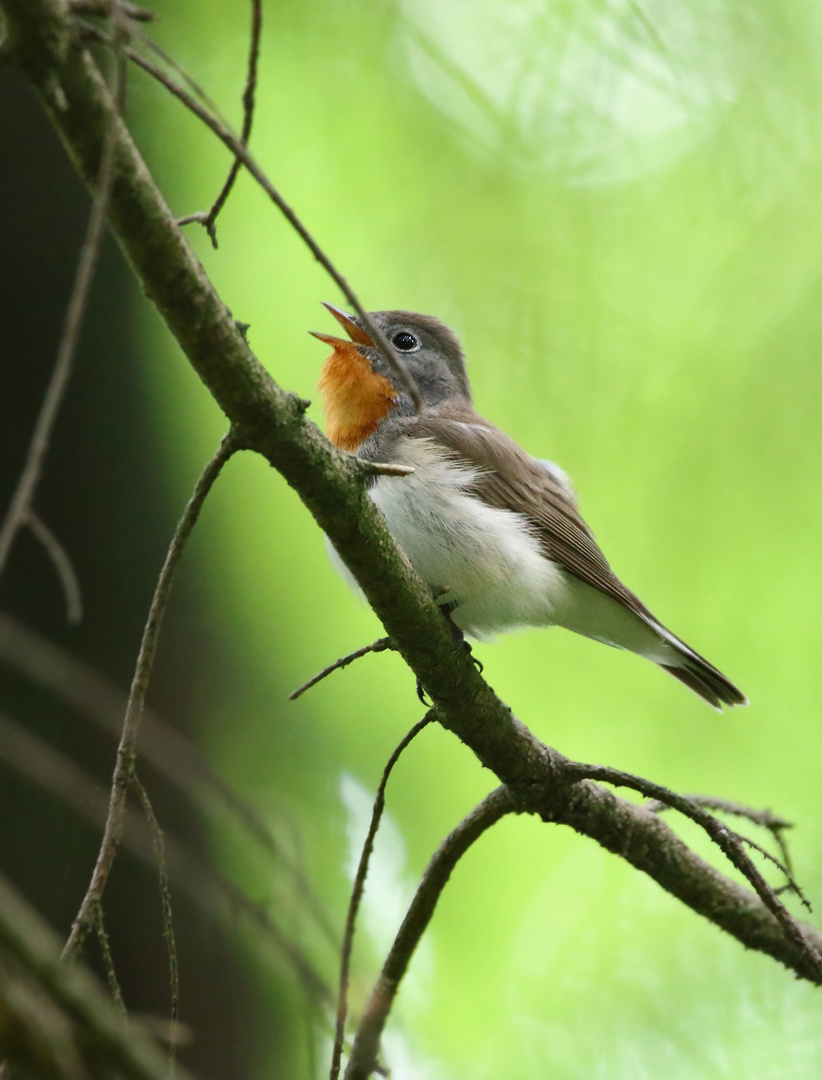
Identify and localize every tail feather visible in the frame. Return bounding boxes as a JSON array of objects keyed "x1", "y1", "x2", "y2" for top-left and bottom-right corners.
[{"x1": 660, "y1": 651, "x2": 748, "y2": 711}]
